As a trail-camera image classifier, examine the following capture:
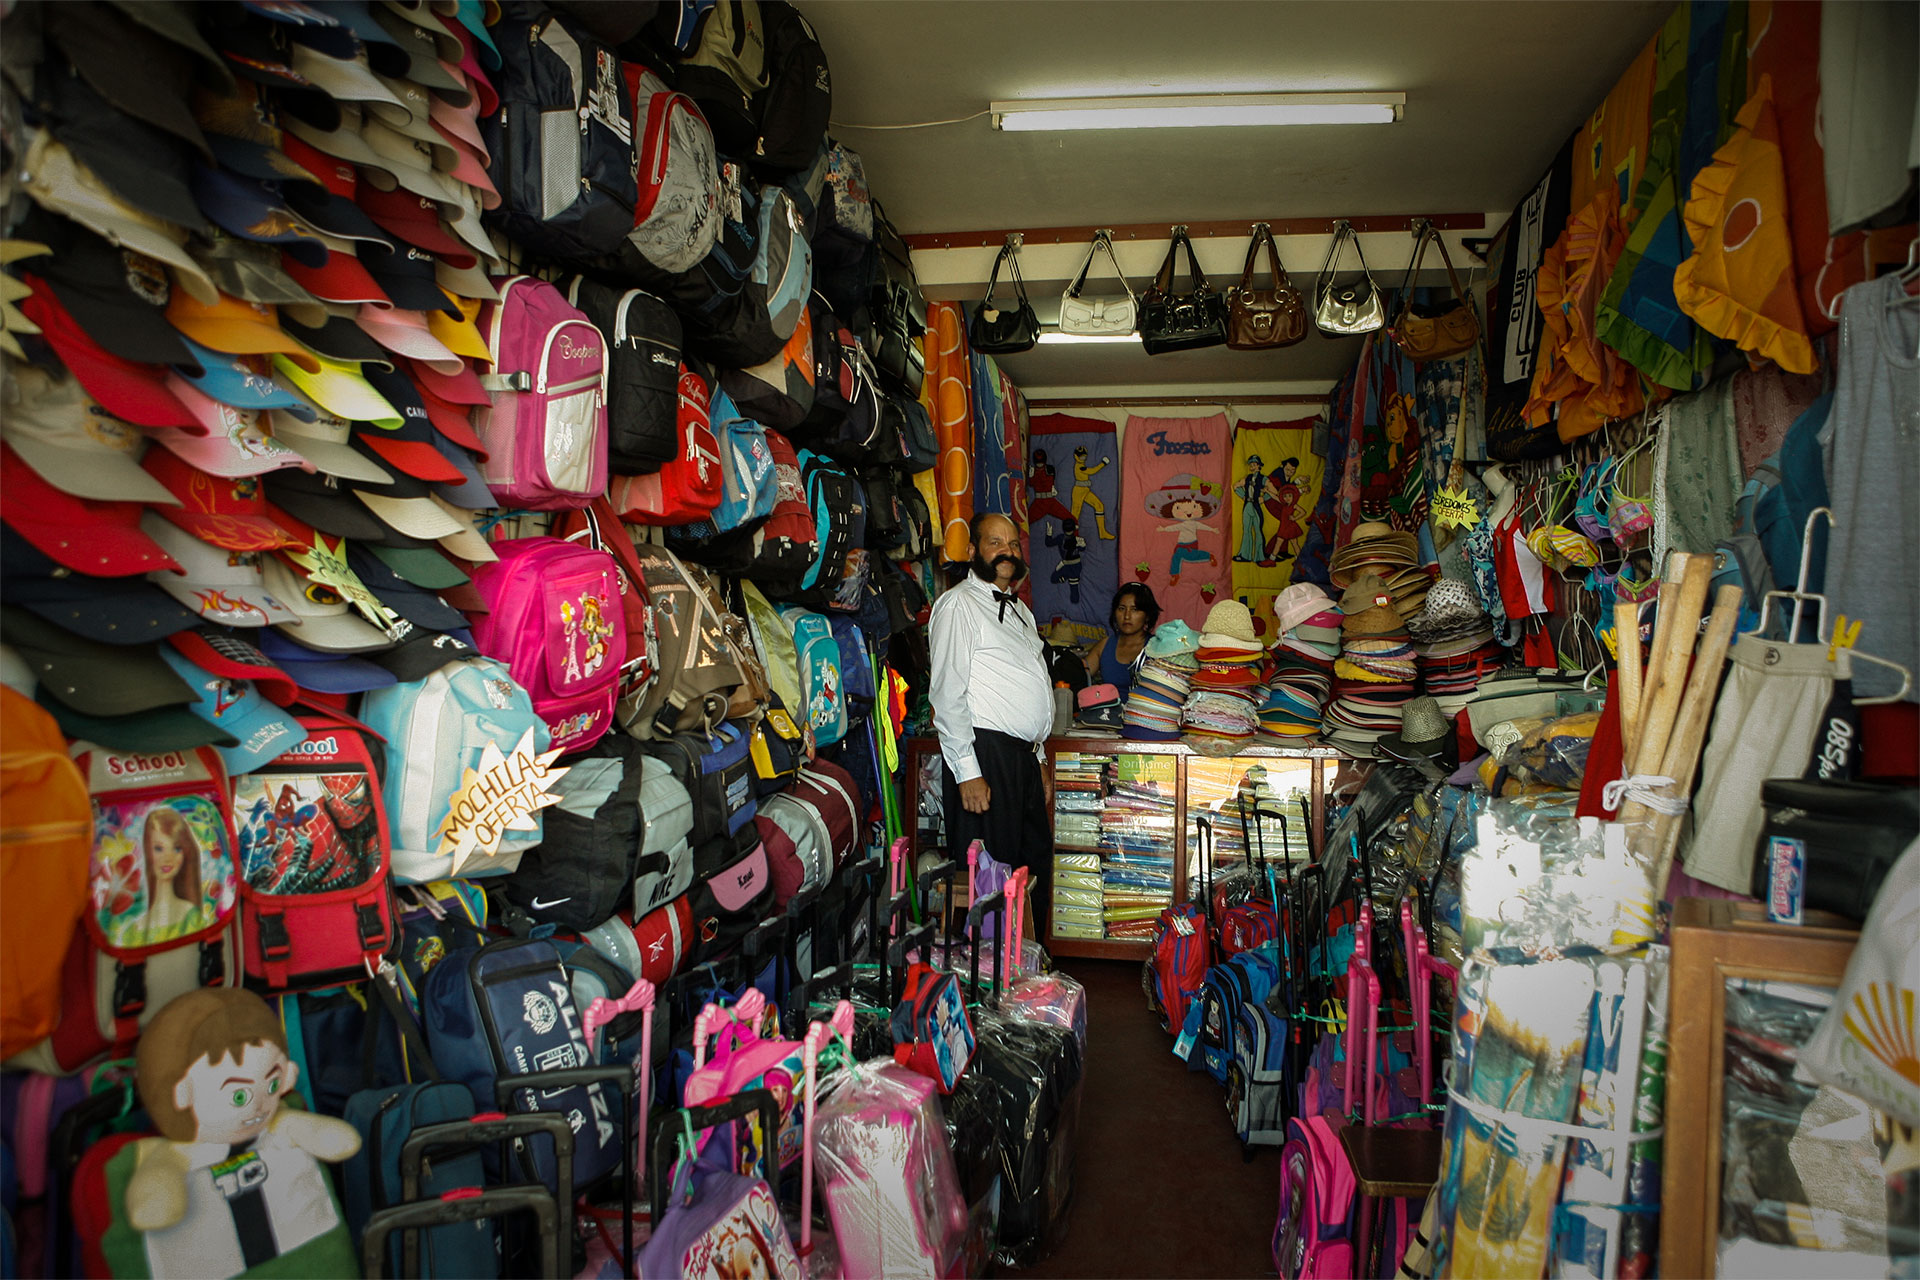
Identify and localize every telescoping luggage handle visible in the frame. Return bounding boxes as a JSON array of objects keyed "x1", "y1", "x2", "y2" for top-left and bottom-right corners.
[
  {"x1": 649, "y1": 1088, "x2": 783, "y2": 1227},
  {"x1": 494, "y1": 1063, "x2": 640, "y2": 1278},
  {"x1": 799, "y1": 1001, "x2": 857, "y2": 1261},
  {"x1": 362, "y1": 1185, "x2": 562, "y2": 1280},
  {"x1": 964, "y1": 888, "x2": 1007, "y2": 1008},
  {"x1": 397, "y1": 1111, "x2": 575, "y2": 1280}
]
